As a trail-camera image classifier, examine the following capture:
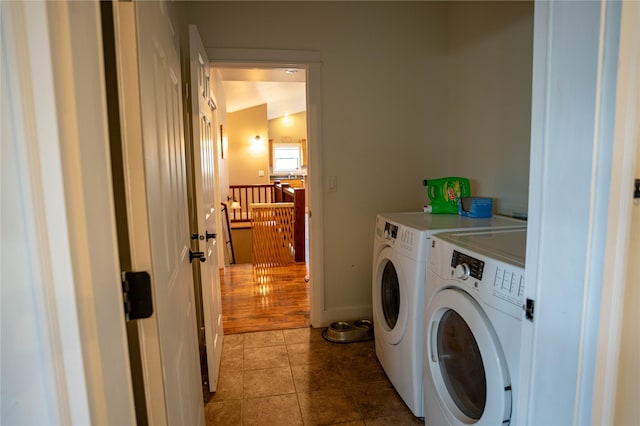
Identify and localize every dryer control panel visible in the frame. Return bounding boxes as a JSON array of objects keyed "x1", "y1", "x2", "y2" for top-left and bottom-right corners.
[
  {"x1": 386, "y1": 222, "x2": 420, "y2": 256},
  {"x1": 384, "y1": 222, "x2": 398, "y2": 240},
  {"x1": 374, "y1": 214, "x2": 431, "y2": 262}
]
